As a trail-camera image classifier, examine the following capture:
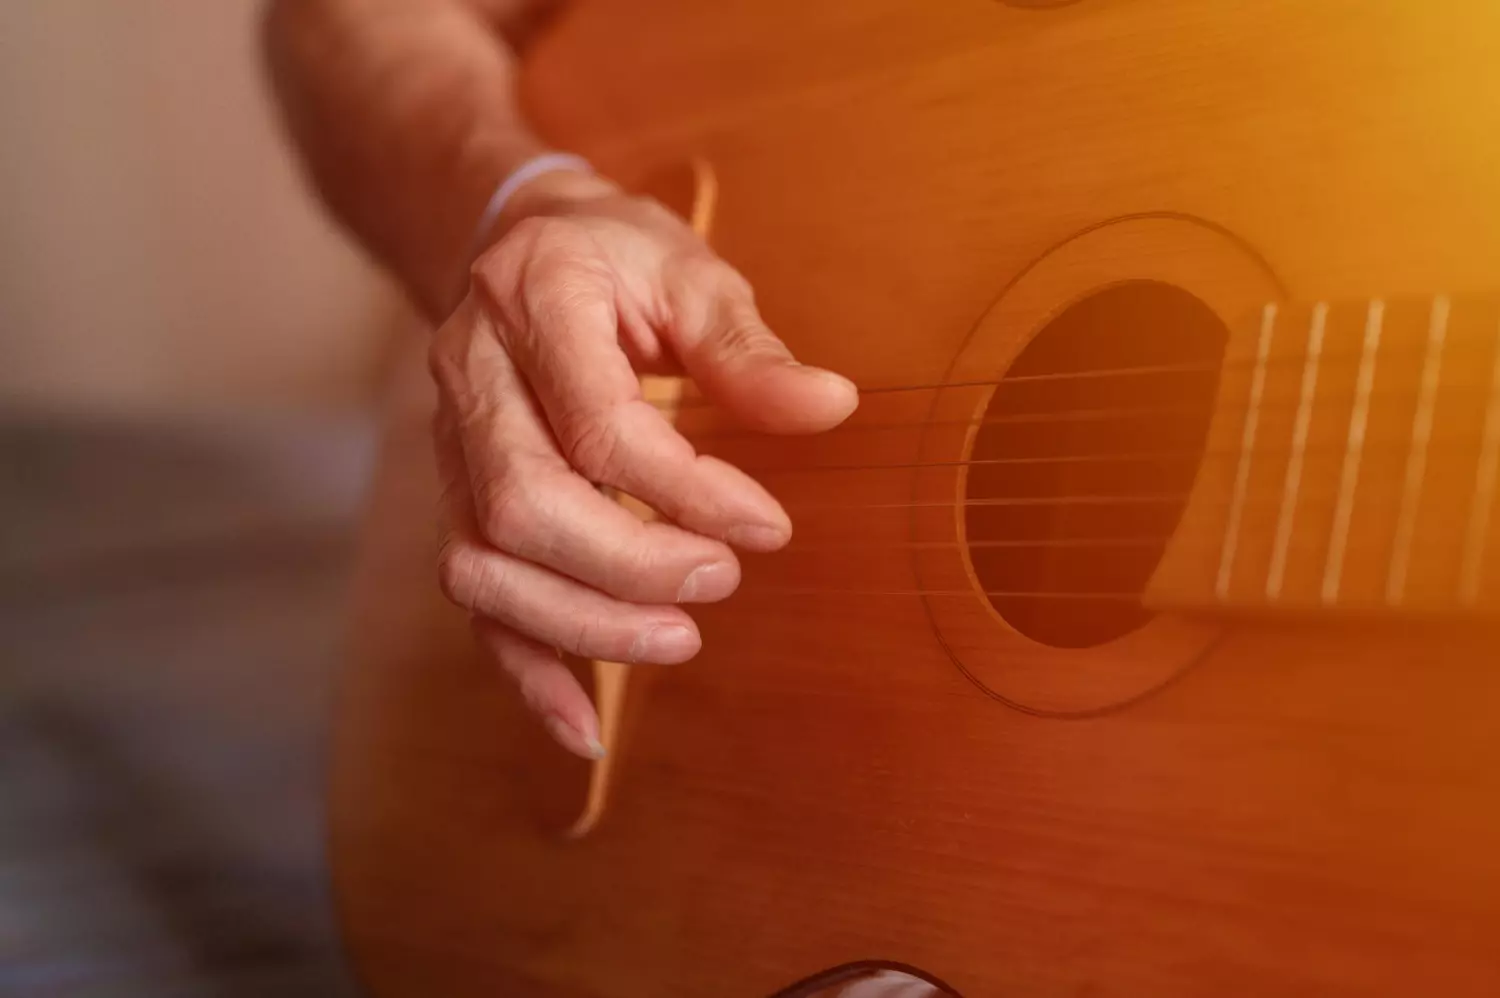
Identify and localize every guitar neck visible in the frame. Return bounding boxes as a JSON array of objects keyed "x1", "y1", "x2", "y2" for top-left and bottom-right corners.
[{"x1": 1149, "y1": 293, "x2": 1500, "y2": 617}]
